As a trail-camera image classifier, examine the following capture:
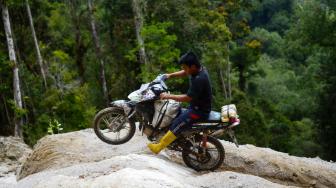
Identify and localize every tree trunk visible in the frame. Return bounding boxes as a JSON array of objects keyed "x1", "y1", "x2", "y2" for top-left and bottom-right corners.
[
  {"x1": 132, "y1": 0, "x2": 148, "y2": 64},
  {"x1": 88, "y1": 0, "x2": 109, "y2": 106},
  {"x1": 1, "y1": 94, "x2": 11, "y2": 127},
  {"x1": 238, "y1": 65, "x2": 245, "y2": 91},
  {"x1": 1, "y1": 3, "x2": 24, "y2": 138},
  {"x1": 69, "y1": 1, "x2": 87, "y2": 84},
  {"x1": 74, "y1": 28, "x2": 86, "y2": 83},
  {"x1": 26, "y1": 0, "x2": 47, "y2": 88},
  {"x1": 227, "y1": 44, "x2": 231, "y2": 100},
  {"x1": 22, "y1": 73, "x2": 37, "y2": 123},
  {"x1": 219, "y1": 67, "x2": 228, "y2": 99}
]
